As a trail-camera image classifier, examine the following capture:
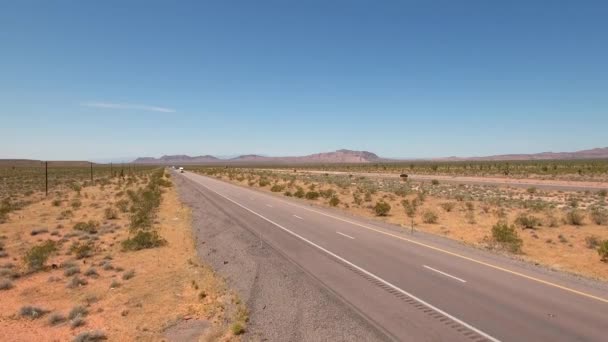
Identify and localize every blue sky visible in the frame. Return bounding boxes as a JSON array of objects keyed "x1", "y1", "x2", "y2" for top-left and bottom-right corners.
[{"x1": 1, "y1": 1, "x2": 607, "y2": 161}]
